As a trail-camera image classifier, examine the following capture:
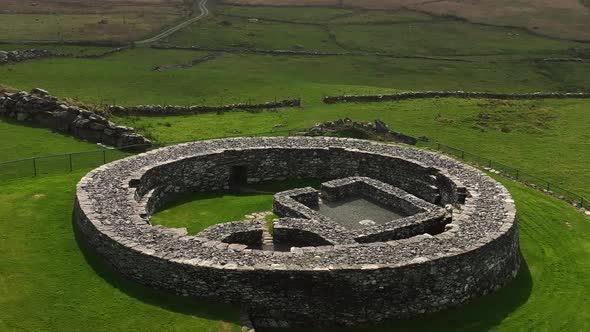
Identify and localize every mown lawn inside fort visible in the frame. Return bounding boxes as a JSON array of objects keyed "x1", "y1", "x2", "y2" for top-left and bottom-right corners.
[{"x1": 150, "y1": 179, "x2": 320, "y2": 234}]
